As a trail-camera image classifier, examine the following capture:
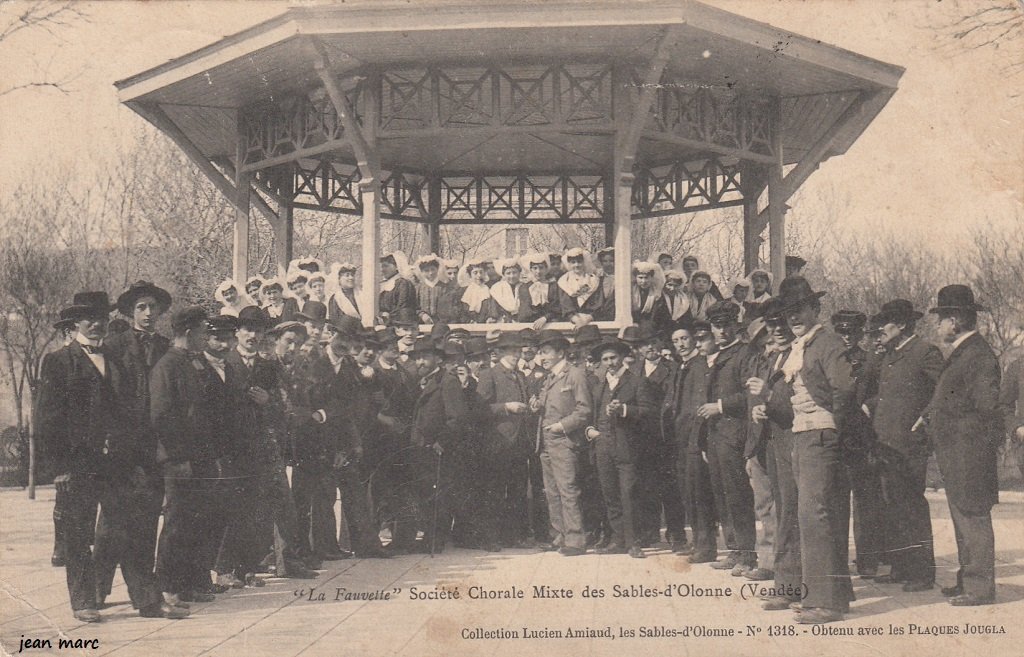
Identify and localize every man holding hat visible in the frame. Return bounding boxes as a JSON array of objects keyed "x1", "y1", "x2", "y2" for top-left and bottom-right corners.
[
  {"x1": 865, "y1": 301, "x2": 943, "y2": 590},
  {"x1": 36, "y1": 292, "x2": 186, "y2": 621},
  {"x1": 923, "y1": 285, "x2": 1001, "y2": 606},
  {"x1": 777, "y1": 276, "x2": 856, "y2": 624},
  {"x1": 585, "y1": 338, "x2": 657, "y2": 558},
  {"x1": 93, "y1": 281, "x2": 173, "y2": 606},
  {"x1": 530, "y1": 329, "x2": 594, "y2": 555}
]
